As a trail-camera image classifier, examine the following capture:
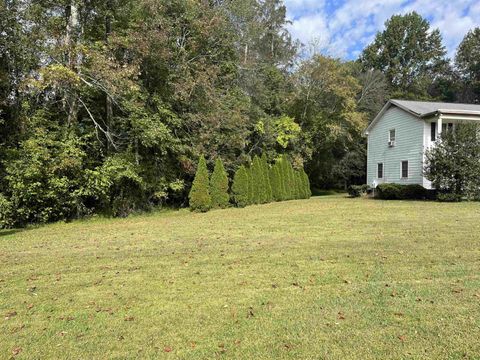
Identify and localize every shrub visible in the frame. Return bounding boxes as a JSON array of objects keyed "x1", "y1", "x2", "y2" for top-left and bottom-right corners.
[
  {"x1": 269, "y1": 164, "x2": 281, "y2": 201},
  {"x1": 232, "y1": 165, "x2": 249, "y2": 207},
  {"x1": 247, "y1": 166, "x2": 254, "y2": 205},
  {"x1": 425, "y1": 123, "x2": 480, "y2": 200},
  {"x1": 294, "y1": 171, "x2": 302, "y2": 199},
  {"x1": 252, "y1": 156, "x2": 265, "y2": 204},
  {"x1": 0, "y1": 193, "x2": 13, "y2": 228},
  {"x1": 261, "y1": 154, "x2": 273, "y2": 203},
  {"x1": 189, "y1": 155, "x2": 211, "y2": 212},
  {"x1": 301, "y1": 168, "x2": 311, "y2": 198},
  {"x1": 376, "y1": 183, "x2": 432, "y2": 200},
  {"x1": 437, "y1": 193, "x2": 463, "y2": 202},
  {"x1": 276, "y1": 161, "x2": 287, "y2": 201},
  {"x1": 348, "y1": 184, "x2": 370, "y2": 198},
  {"x1": 209, "y1": 158, "x2": 229, "y2": 208}
]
